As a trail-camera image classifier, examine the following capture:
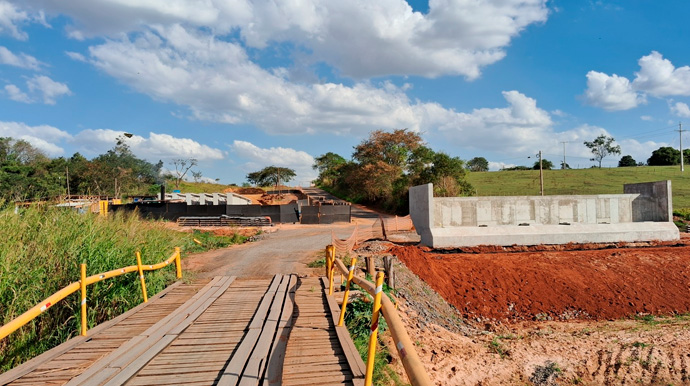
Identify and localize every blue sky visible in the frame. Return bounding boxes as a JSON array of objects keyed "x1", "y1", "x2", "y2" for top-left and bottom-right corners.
[{"x1": 2, "y1": 0, "x2": 690, "y2": 186}]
